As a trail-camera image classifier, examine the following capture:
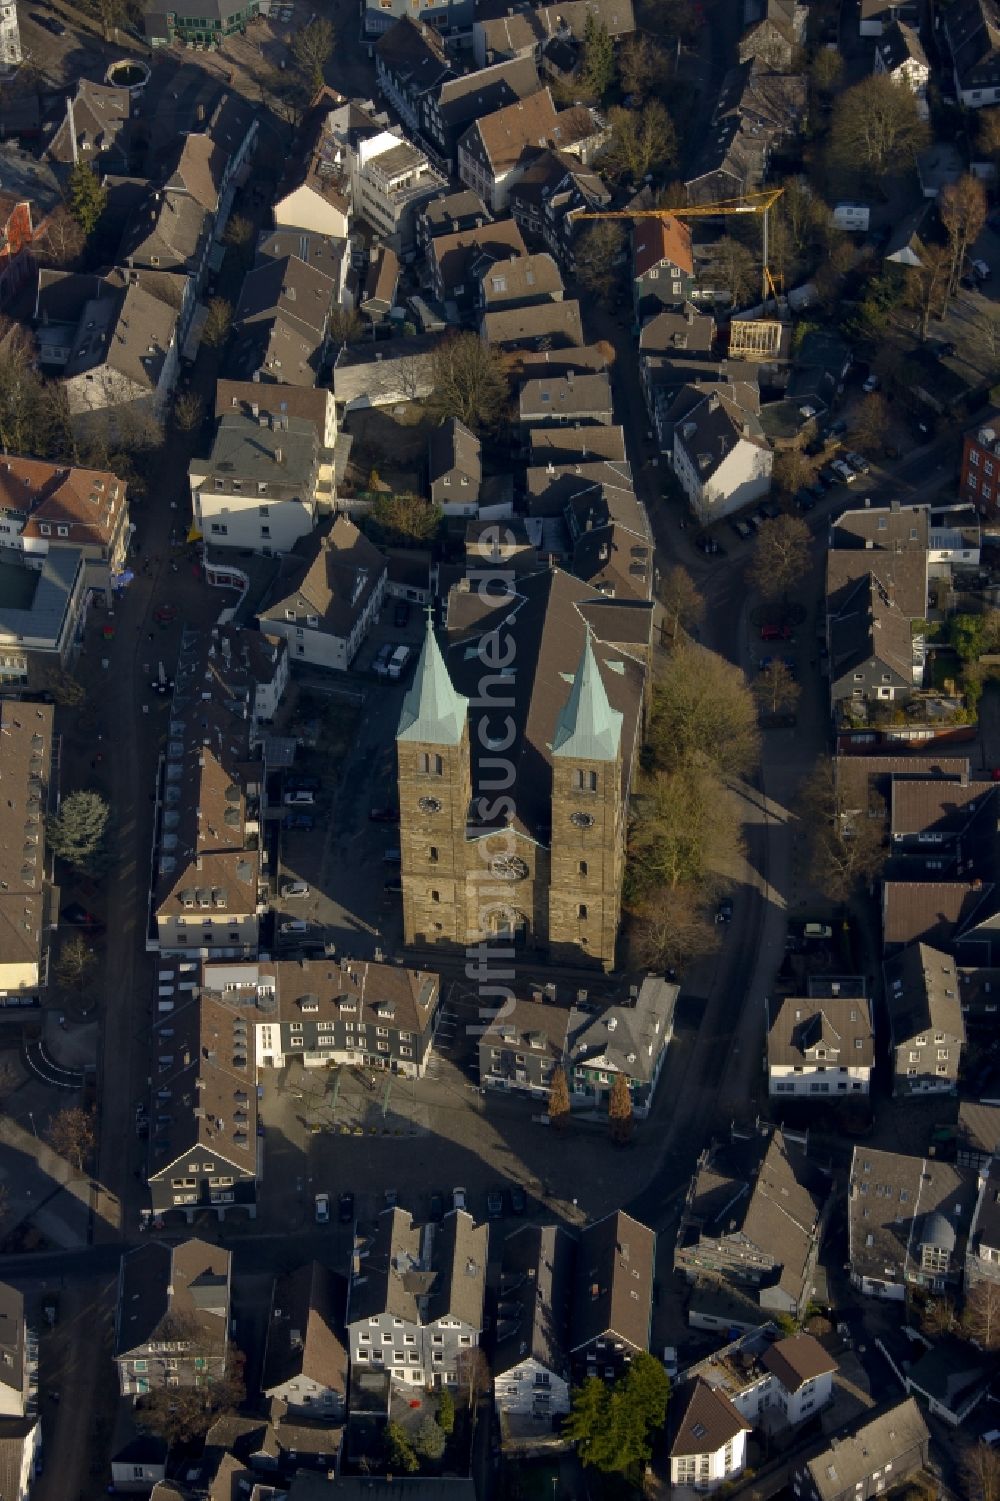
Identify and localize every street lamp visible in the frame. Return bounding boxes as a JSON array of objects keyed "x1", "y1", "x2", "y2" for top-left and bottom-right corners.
[{"x1": 27, "y1": 1112, "x2": 37, "y2": 1139}]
